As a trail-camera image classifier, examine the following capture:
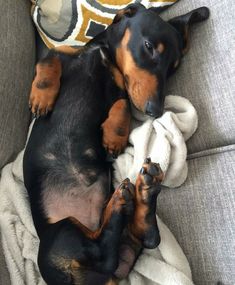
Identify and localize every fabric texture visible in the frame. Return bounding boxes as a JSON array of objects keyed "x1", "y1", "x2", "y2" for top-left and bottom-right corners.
[
  {"x1": 158, "y1": 150, "x2": 235, "y2": 285},
  {"x1": 160, "y1": 0, "x2": 235, "y2": 154},
  {"x1": 114, "y1": 95, "x2": 198, "y2": 188},
  {"x1": 0, "y1": 95, "x2": 197, "y2": 285},
  {"x1": 31, "y1": 0, "x2": 177, "y2": 48},
  {"x1": 0, "y1": 240, "x2": 10, "y2": 285},
  {"x1": 0, "y1": 0, "x2": 35, "y2": 170}
]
